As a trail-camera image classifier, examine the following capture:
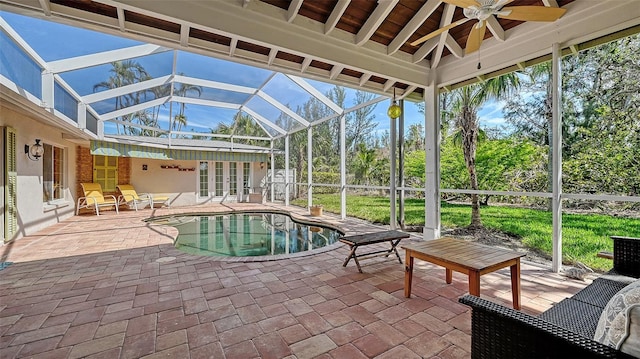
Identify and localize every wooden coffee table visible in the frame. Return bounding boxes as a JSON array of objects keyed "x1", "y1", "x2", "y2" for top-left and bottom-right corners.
[{"x1": 402, "y1": 238, "x2": 526, "y2": 309}]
